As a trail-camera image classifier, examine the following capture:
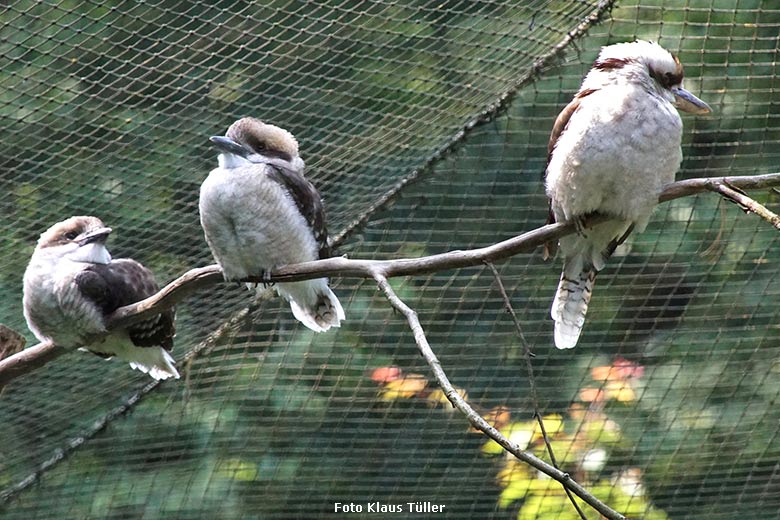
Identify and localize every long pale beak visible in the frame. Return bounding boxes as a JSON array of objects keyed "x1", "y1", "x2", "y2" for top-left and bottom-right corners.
[
  {"x1": 79, "y1": 227, "x2": 112, "y2": 246},
  {"x1": 210, "y1": 135, "x2": 251, "y2": 157},
  {"x1": 672, "y1": 87, "x2": 711, "y2": 114}
]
